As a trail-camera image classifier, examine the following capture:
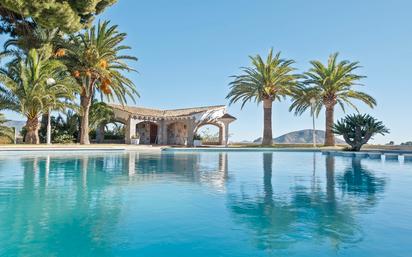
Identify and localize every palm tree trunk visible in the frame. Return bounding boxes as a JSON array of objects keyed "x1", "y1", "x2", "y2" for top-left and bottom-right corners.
[
  {"x1": 262, "y1": 99, "x2": 273, "y2": 146},
  {"x1": 25, "y1": 117, "x2": 40, "y2": 144},
  {"x1": 80, "y1": 95, "x2": 91, "y2": 145},
  {"x1": 324, "y1": 105, "x2": 335, "y2": 146}
]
